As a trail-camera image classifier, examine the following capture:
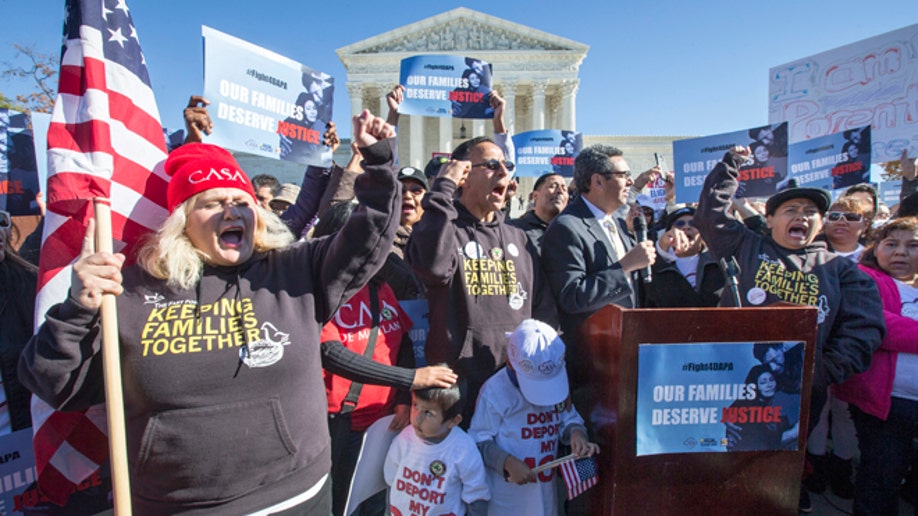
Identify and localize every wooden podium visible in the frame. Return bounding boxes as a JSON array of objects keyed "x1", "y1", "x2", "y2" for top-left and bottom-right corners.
[{"x1": 578, "y1": 303, "x2": 818, "y2": 515}]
